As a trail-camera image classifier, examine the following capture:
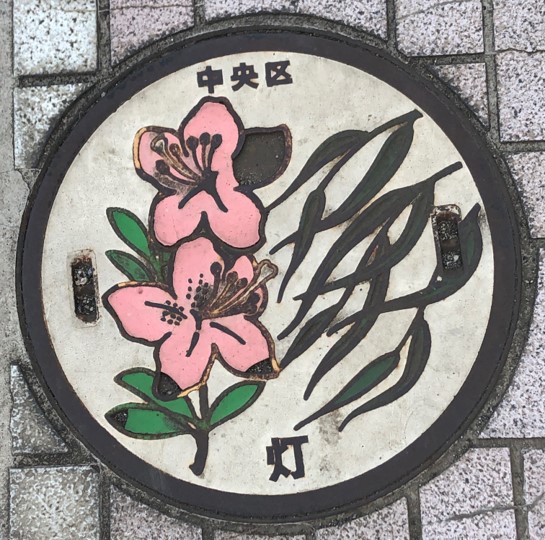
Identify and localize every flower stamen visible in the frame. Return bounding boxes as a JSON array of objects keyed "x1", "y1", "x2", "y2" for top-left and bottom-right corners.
[
  {"x1": 205, "y1": 260, "x2": 277, "y2": 318},
  {"x1": 144, "y1": 300, "x2": 187, "y2": 326},
  {"x1": 151, "y1": 135, "x2": 201, "y2": 184}
]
